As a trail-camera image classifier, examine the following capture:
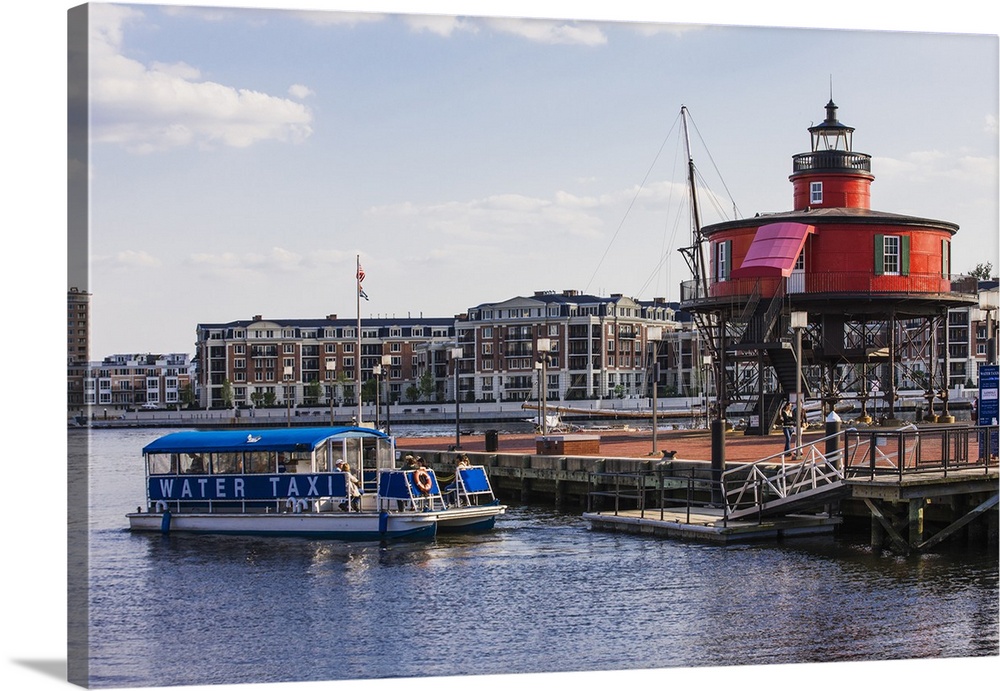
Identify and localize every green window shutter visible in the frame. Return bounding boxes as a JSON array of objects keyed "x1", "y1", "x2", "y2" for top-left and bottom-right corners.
[
  {"x1": 901, "y1": 235, "x2": 910, "y2": 276},
  {"x1": 724, "y1": 240, "x2": 732, "y2": 281},
  {"x1": 874, "y1": 234, "x2": 884, "y2": 275}
]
